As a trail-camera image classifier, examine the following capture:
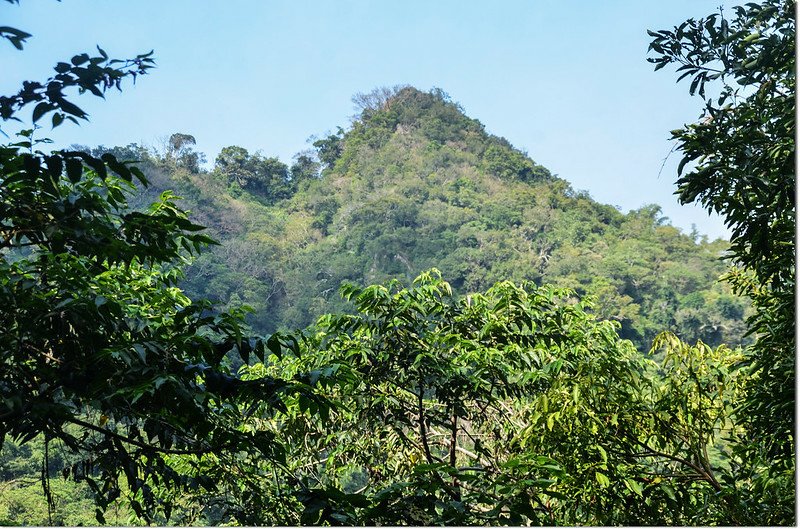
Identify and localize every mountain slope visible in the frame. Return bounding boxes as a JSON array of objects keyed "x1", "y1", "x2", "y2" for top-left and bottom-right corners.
[{"x1": 108, "y1": 87, "x2": 749, "y2": 351}]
